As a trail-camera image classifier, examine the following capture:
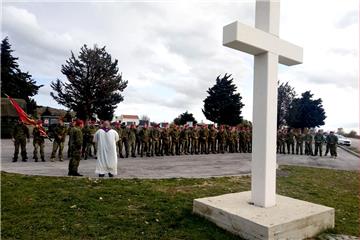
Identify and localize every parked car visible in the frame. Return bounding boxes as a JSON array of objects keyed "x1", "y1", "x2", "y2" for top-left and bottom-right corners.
[{"x1": 335, "y1": 134, "x2": 352, "y2": 146}]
